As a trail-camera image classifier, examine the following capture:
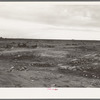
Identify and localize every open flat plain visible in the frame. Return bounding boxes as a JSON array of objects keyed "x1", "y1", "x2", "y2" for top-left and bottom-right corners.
[{"x1": 0, "y1": 38, "x2": 100, "y2": 87}]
